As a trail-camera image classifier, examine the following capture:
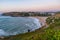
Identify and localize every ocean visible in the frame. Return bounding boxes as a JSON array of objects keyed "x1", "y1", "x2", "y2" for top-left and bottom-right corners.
[{"x1": 0, "y1": 13, "x2": 41, "y2": 36}]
